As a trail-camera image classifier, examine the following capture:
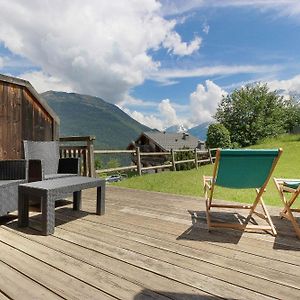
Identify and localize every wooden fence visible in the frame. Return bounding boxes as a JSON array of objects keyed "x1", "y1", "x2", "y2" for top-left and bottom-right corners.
[{"x1": 59, "y1": 135, "x2": 216, "y2": 177}]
